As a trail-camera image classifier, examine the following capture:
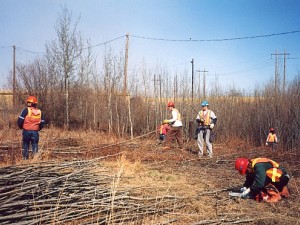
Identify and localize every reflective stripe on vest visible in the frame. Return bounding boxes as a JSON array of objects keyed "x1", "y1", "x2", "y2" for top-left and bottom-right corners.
[
  {"x1": 23, "y1": 107, "x2": 42, "y2": 131},
  {"x1": 200, "y1": 110, "x2": 211, "y2": 125},
  {"x1": 251, "y1": 158, "x2": 282, "y2": 182},
  {"x1": 267, "y1": 133, "x2": 277, "y2": 143}
]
